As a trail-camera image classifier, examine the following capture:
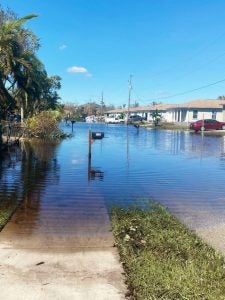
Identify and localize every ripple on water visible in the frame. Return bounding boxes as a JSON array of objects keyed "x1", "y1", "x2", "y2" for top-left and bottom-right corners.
[{"x1": 1, "y1": 124, "x2": 225, "y2": 236}]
